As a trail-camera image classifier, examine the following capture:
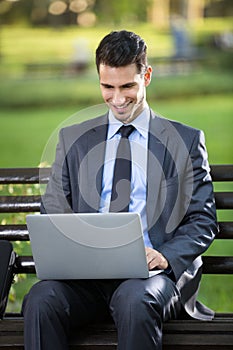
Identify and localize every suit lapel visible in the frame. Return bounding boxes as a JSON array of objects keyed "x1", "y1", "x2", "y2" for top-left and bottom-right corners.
[
  {"x1": 81, "y1": 110, "x2": 168, "y2": 219},
  {"x1": 147, "y1": 110, "x2": 168, "y2": 232}
]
